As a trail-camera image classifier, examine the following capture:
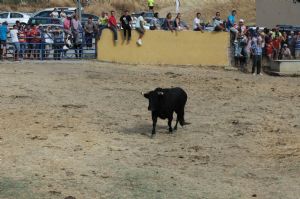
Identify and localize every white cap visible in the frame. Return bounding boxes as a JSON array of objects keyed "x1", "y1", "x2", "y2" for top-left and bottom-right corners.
[{"x1": 239, "y1": 19, "x2": 244, "y2": 23}]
